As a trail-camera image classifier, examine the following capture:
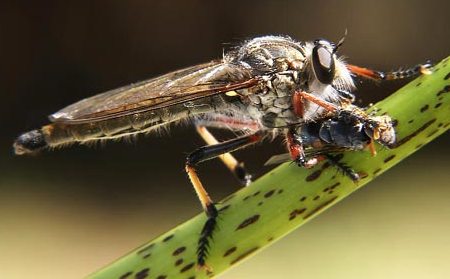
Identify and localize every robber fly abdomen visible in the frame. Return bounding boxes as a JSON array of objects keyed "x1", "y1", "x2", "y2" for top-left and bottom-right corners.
[{"x1": 14, "y1": 95, "x2": 229, "y2": 154}]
